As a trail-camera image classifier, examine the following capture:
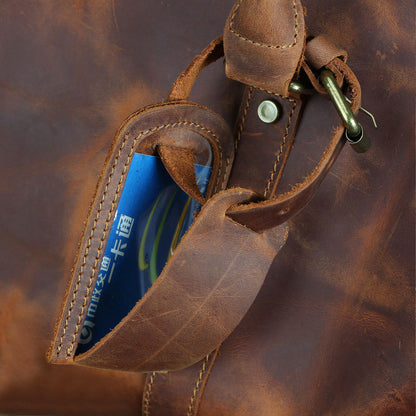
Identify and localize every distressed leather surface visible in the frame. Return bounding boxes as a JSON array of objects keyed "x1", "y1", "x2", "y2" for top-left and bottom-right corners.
[
  {"x1": 75, "y1": 188, "x2": 288, "y2": 371},
  {"x1": 0, "y1": 1, "x2": 414, "y2": 416}
]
